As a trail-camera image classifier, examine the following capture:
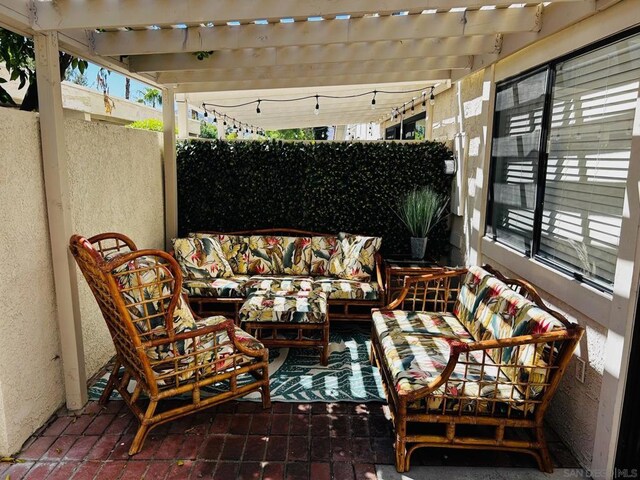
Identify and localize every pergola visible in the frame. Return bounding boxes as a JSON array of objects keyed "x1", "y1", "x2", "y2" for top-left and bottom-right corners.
[{"x1": 0, "y1": 0, "x2": 621, "y2": 416}]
